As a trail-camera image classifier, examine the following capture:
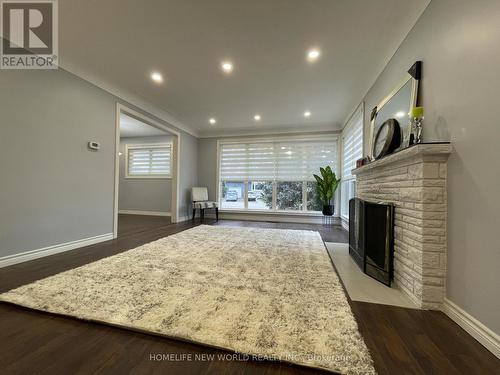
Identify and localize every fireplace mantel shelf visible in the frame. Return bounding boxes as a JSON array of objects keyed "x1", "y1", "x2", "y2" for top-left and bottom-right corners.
[{"x1": 353, "y1": 143, "x2": 452, "y2": 175}]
